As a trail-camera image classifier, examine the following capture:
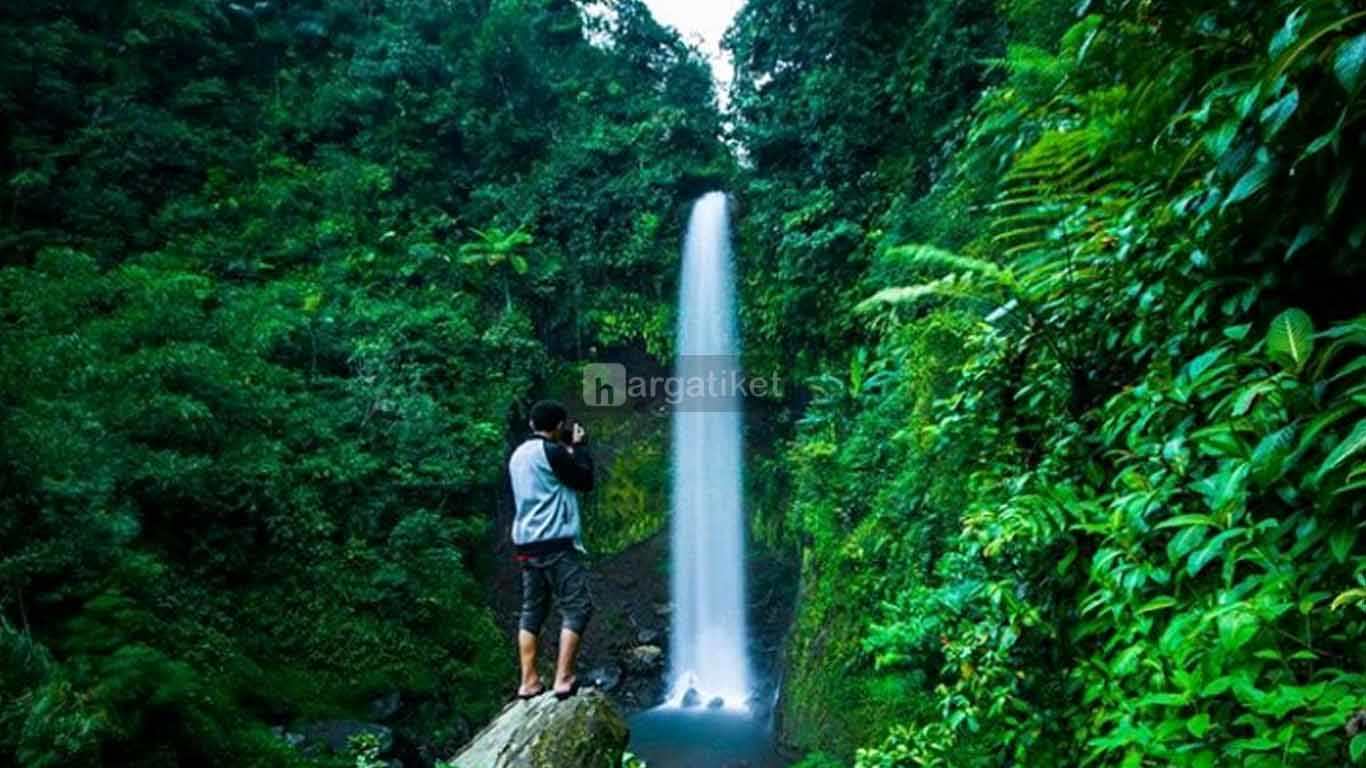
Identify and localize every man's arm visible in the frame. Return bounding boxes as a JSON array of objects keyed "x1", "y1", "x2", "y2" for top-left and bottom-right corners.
[{"x1": 545, "y1": 441, "x2": 594, "y2": 492}]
